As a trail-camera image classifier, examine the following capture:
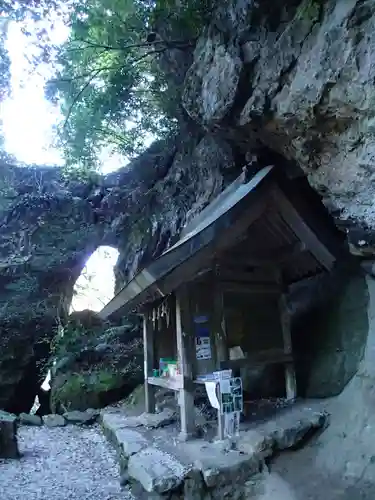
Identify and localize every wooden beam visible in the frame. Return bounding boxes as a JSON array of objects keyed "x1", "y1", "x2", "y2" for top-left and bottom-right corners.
[
  {"x1": 99, "y1": 189, "x2": 271, "y2": 320},
  {"x1": 221, "y1": 241, "x2": 307, "y2": 268},
  {"x1": 213, "y1": 276, "x2": 228, "y2": 441},
  {"x1": 175, "y1": 288, "x2": 196, "y2": 441},
  {"x1": 278, "y1": 289, "x2": 297, "y2": 402},
  {"x1": 213, "y1": 276, "x2": 229, "y2": 368},
  {"x1": 143, "y1": 311, "x2": 156, "y2": 413},
  {"x1": 220, "y1": 348, "x2": 293, "y2": 371},
  {"x1": 147, "y1": 376, "x2": 183, "y2": 391},
  {"x1": 270, "y1": 186, "x2": 336, "y2": 270},
  {"x1": 221, "y1": 281, "x2": 281, "y2": 295}
]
